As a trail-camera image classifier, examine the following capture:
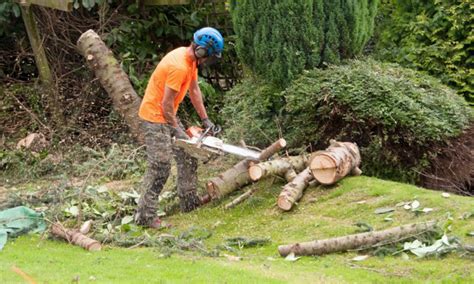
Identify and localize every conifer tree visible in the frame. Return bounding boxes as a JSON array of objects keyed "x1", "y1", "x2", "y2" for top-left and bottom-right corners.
[{"x1": 231, "y1": 0, "x2": 379, "y2": 87}]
